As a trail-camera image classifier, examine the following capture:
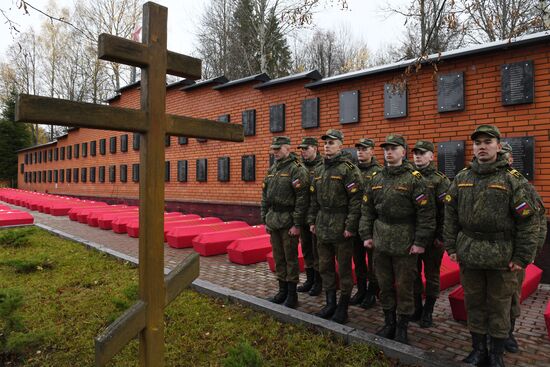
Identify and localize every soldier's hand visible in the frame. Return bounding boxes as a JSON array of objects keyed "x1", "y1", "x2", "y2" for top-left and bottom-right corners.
[
  {"x1": 288, "y1": 226, "x2": 300, "y2": 237},
  {"x1": 508, "y1": 261, "x2": 523, "y2": 272},
  {"x1": 409, "y1": 245, "x2": 425, "y2": 254},
  {"x1": 343, "y1": 230, "x2": 353, "y2": 239},
  {"x1": 449, "y1": 253, "x2": 457, "y2": 262},
  {"x1": 310, "y1": 224, "x2": 316, "y2": 234},
  {"x1": 364, "y1": 239, "x2": 374, "y2": 249}
]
